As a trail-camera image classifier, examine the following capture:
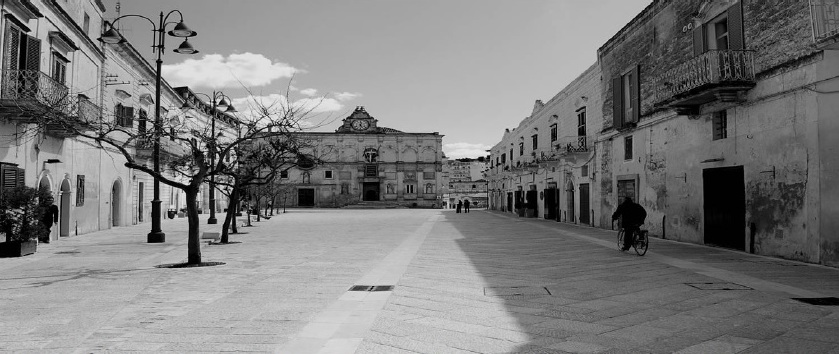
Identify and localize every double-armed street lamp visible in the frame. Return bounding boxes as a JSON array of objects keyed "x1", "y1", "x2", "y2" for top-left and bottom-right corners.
[
  {"x1": 181, "y1": 91, "x2": 236, "y2": 224},
  {"x1": 98, "y1": 11, "x2": 199, "y2": 243}
]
